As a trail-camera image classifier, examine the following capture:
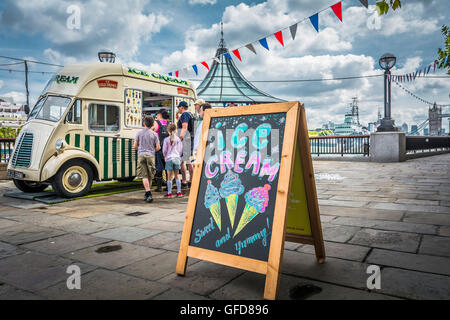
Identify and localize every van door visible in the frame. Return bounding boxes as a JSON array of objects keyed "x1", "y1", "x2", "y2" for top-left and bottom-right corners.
[{"x1": 63, "y1": 99, "x2": 84, "y2": 148}]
